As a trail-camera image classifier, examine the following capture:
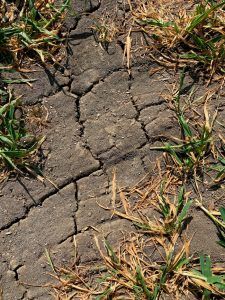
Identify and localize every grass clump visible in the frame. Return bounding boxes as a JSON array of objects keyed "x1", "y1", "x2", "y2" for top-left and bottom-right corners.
[
  {"x1": 132, "y1": 0, "x2": 225, "y2": 76},
  {"x1": 93, "y1": 239, "x2": 225, "y2": 299},
  {"x1": 0, "y1": 0, "x2": 70, "y2": 69},
  {"x1": 50, "y1": 238, "x2": 225, "y2": 299},
  {"x1": 93, "y1": 14, "x2": 119, "y2": 51},
  {"x1": 150, "y1": 71, "x2": 219, "y2": 181},
  {"x1": 0, "y1": 0, "x2": 71, "y2": 179},
  {"x1": 0, "y1": 87, "x2": 45, "y2": 179},
  {"x1": 113, "y1": 179, "x2": 192, "y2": 237},
  {"x1": 95, "y1": 0, "x2": 225, "y2": 77}
]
